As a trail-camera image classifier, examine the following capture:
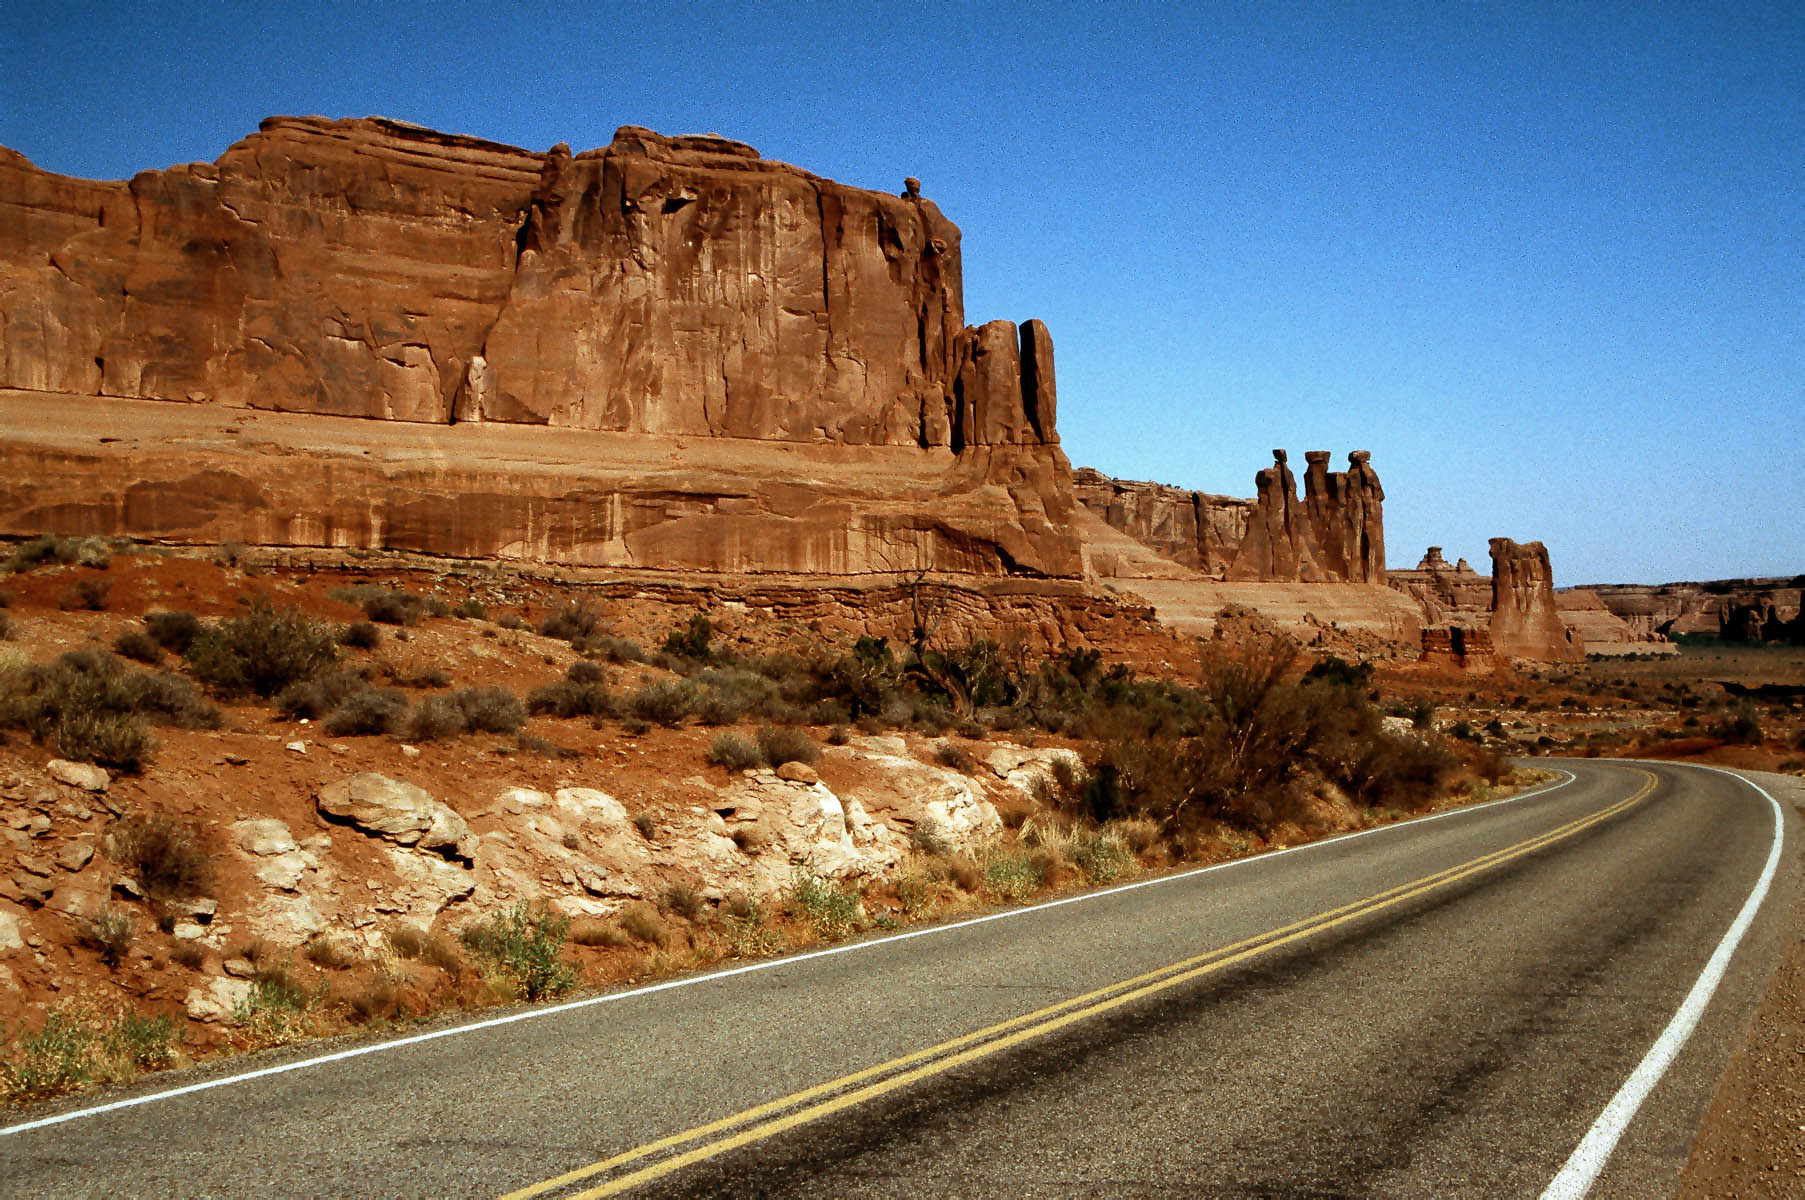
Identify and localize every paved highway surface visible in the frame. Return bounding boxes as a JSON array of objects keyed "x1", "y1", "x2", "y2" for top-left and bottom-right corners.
[{"x1": 1, "y1": 759, "x2": 1793, "y2": 1198}]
